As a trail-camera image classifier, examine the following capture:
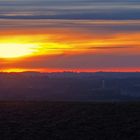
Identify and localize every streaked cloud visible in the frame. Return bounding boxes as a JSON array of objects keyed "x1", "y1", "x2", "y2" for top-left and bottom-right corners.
[{"x1": 0, "y1": 0, "x2": 140, "y2": 20}]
